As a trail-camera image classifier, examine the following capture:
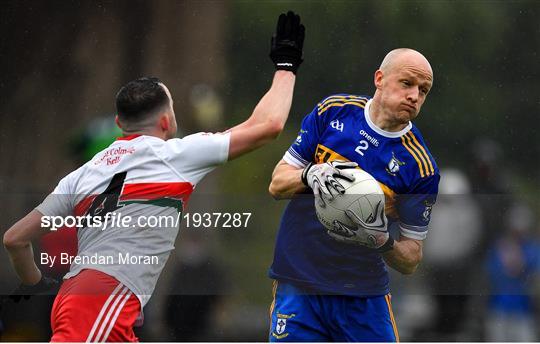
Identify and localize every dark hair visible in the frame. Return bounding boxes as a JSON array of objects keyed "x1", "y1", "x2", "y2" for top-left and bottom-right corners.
[{"x1": 115, "y1": 77, "x2": 169, "y2": 122}]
